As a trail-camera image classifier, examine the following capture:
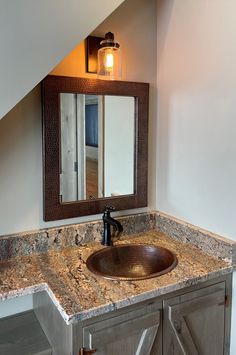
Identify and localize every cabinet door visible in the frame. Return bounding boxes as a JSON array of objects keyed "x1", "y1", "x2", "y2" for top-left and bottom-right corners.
[
  {"x1": 82, "y1": 301, "x2": 162, "y2": 355},
  {"x1": 163, "y1": 282, "x2": 226, "y2": 355}
]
